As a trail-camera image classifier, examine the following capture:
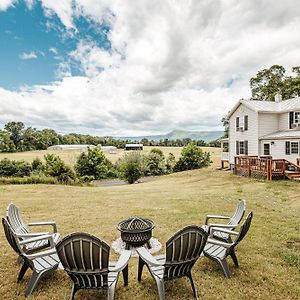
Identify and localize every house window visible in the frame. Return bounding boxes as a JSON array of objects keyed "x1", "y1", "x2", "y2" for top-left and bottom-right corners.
[
  {"x1": 294, "y1": 112, "x2": 300, "y2": 124},
  {"x1": 291, "y1": 142, "x2": 299, "y2": 154},
  {"x1": 244, "y1": 115, "x2": 248, "y2": 131},
  {"x1": 263, "y1": 144, "x2": 270, "y2": 155},
  {"x1": 236, "y1": 140, "x2": 248, "y2": 155},
  {"x1": 236, "y1": 117, "x2": 240, "y2": 131}
]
